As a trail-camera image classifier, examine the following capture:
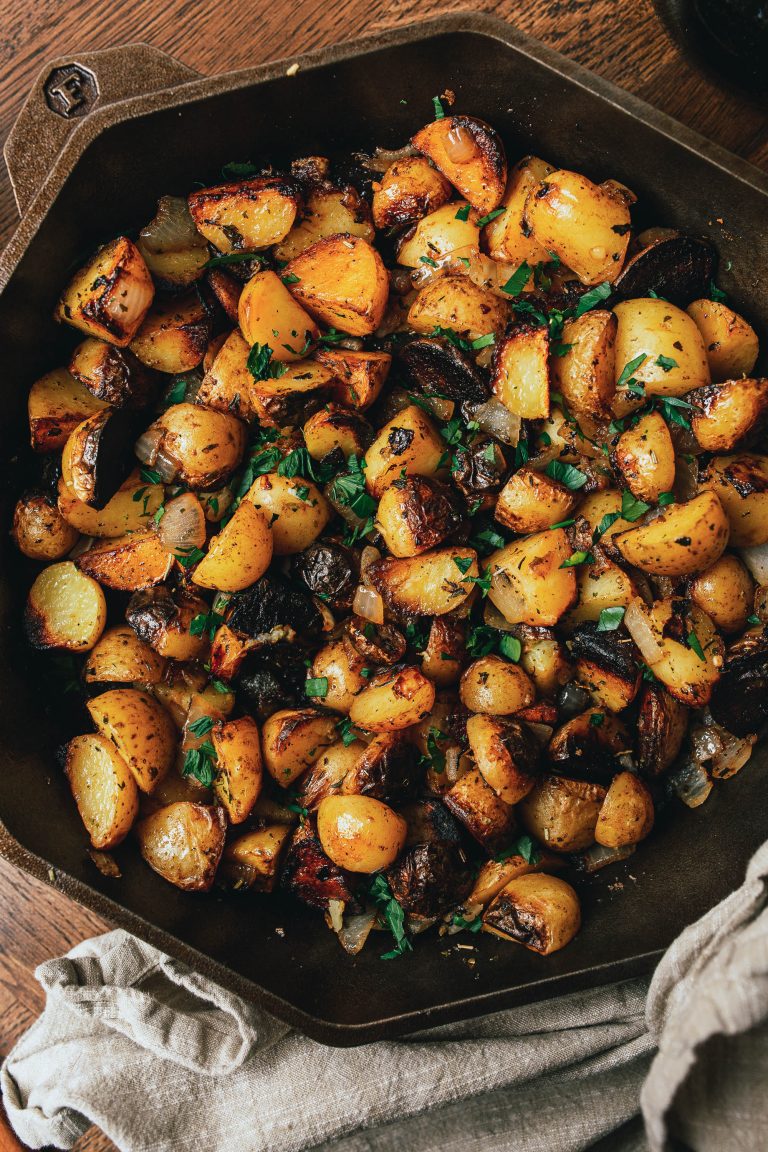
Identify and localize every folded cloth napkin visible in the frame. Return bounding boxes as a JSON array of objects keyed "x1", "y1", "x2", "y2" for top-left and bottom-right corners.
[{"x1": 4, "y1": 841, "x2": 768, "y2": 1152}]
